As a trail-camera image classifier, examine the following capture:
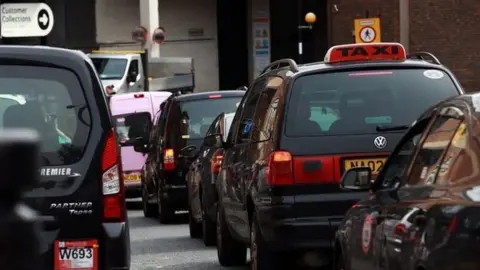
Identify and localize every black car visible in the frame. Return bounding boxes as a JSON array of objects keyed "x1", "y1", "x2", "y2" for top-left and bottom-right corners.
[
  {"x1": 141, "y1": 91, "x2": 244, "y2": 223},
  {"x1": 187, "y1": 112, "x2": 237, "y2": 245},
  {"x1": 0, "y1": 46, "x2": 130, "y2": 269},
  {"x1": 214, "y1": 42, "x2": 464, "y2": 269},
  {"x1": 334, "y1": 93, "x2": 480, "y2": 270}
]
